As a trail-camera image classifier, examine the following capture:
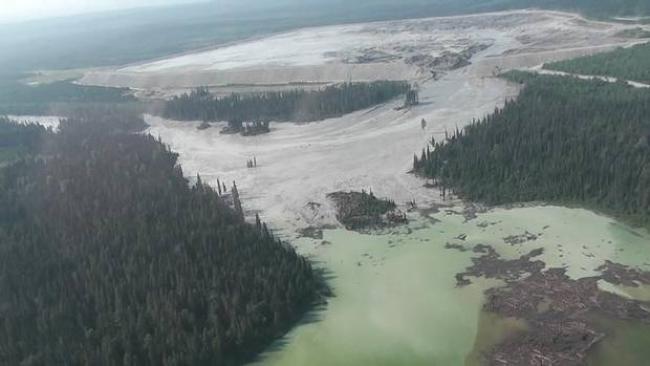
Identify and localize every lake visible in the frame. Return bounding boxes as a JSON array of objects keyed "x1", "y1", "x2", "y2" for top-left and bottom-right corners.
[{"x1": 253, "y1": 205, "x2": 650, "y2": 365}]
